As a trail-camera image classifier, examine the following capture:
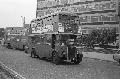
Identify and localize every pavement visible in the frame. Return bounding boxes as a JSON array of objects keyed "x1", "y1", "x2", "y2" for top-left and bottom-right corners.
[
  {"x1": 83, "y1": 52, "x2": 116, "y2": 62},
  {"x1": 0, "y1": 61, "x2": 26, "y2": 79},
  {"x1": 82, "y1": 47, "x2": 117, "y2": 62}
]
